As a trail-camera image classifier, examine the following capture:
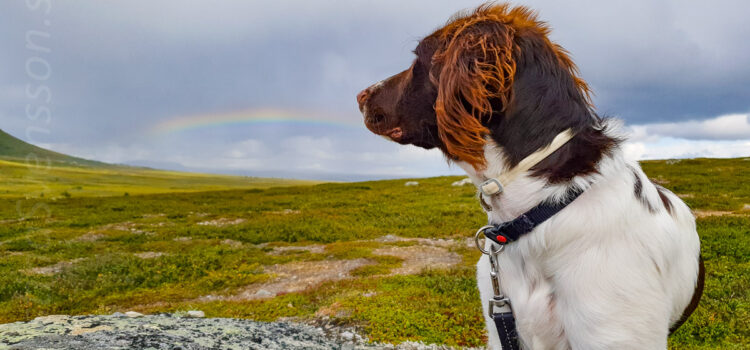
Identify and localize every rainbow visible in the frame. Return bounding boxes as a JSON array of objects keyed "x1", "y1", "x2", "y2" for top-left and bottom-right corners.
[{"x1": 148, "y1": 108, "x2": 361, "y2": 135}]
